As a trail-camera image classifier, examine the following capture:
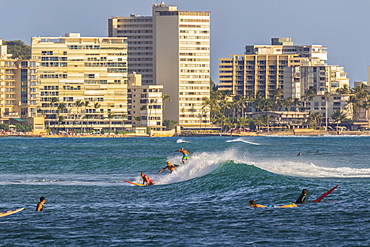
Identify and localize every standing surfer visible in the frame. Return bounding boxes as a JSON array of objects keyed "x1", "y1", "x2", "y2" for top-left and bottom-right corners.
[
  {"x1": 141, "y1": 173, "x2": 155, "y2": 186},
  {"x1": 36, "y1": 196, "x2": 46, "y2": 211},
  {"x1": 159, "y1": 161, "x2": 176, "y2": 173},
  {"x1": 175, "y1": 148, "x2": 190, "y2": 164},
  {"x1": 295, "y1": 189, "x2": 308, "y2": 204}
]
